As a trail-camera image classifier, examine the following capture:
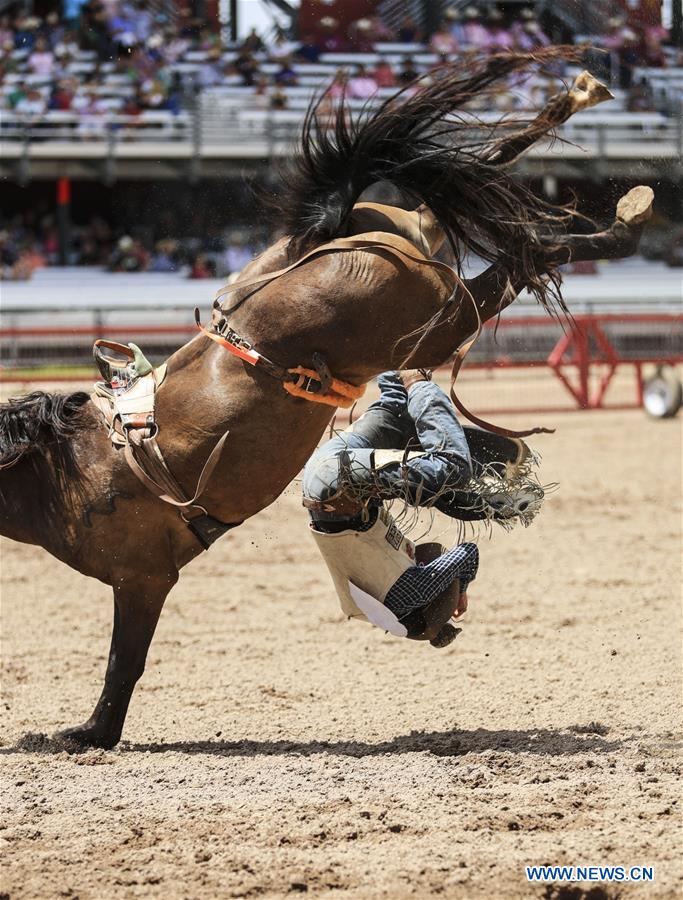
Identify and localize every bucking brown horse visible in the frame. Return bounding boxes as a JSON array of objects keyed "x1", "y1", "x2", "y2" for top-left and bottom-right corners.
[{"x1": 0, "y1": 51, "x2": 654, "y2": 749}]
